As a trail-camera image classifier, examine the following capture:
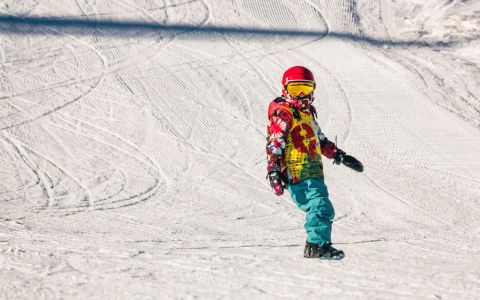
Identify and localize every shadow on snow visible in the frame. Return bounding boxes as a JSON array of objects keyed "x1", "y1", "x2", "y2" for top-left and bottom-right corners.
[{"x1": 0, "y1": 14, "x2": 476, "y2": 48}]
